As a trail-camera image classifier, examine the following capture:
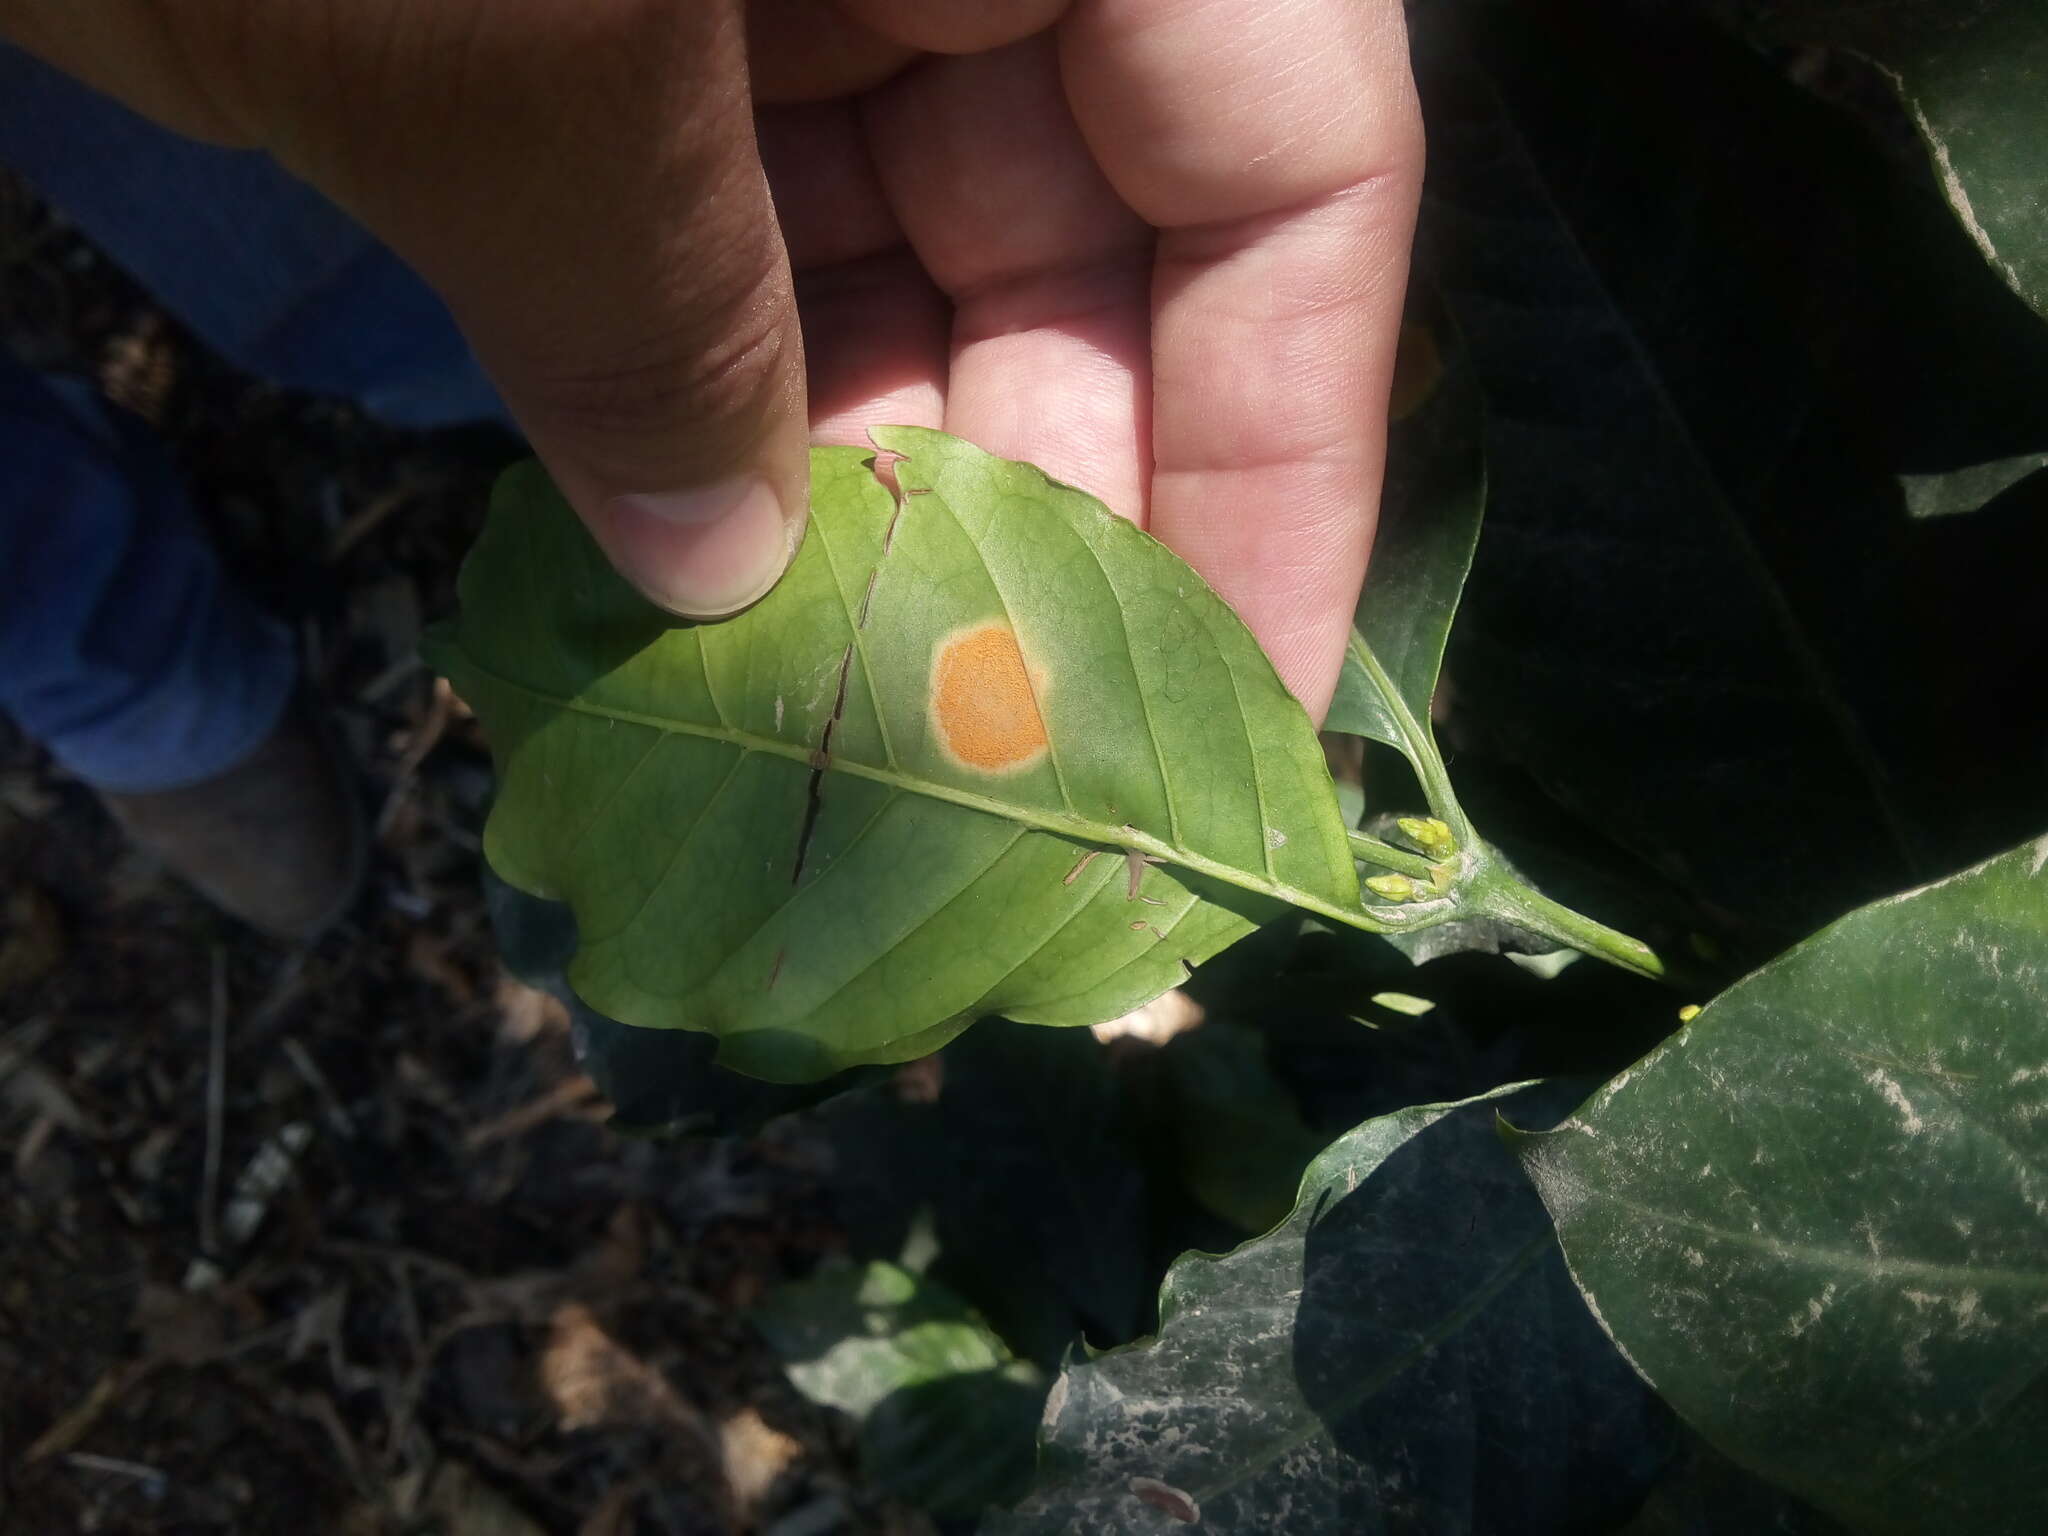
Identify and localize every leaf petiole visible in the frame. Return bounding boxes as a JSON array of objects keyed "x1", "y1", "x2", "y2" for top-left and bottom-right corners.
[
  {"x1": 1343, "y1": 632, "x2": 1665, "y2": 979},
  {"x1": 1346, "y1": 829, "x2": 1438, "y2": 879},
  {"x1": 1345, "y1": 632, "x2": 1469, "y2": 842},
  {"x1": 1464, "y1": 866, "x2": 1666, "y2": 980}
]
